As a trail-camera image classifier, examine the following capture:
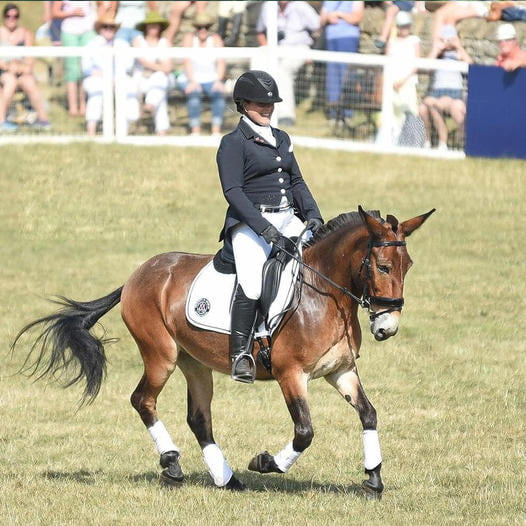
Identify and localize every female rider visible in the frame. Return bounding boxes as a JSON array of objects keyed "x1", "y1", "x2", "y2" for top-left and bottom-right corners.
[{"x1": 216, "y1": 70, "x2": 323, "y2": 383}]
